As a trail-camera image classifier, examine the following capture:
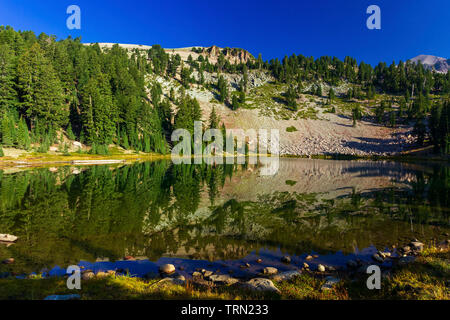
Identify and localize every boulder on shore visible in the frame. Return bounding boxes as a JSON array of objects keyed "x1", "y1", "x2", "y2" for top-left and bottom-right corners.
[{"x1": 243, "y1": 278, "x2": 281, "y2": 294}]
